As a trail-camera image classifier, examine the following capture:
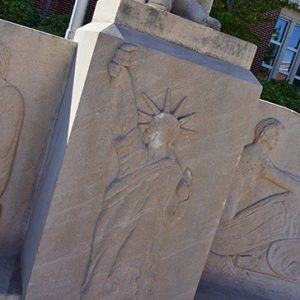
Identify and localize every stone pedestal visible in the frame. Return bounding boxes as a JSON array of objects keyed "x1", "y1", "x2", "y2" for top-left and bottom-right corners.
[{"x1": 22, "y1": 1, "x2": 261, "y2": 299}]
